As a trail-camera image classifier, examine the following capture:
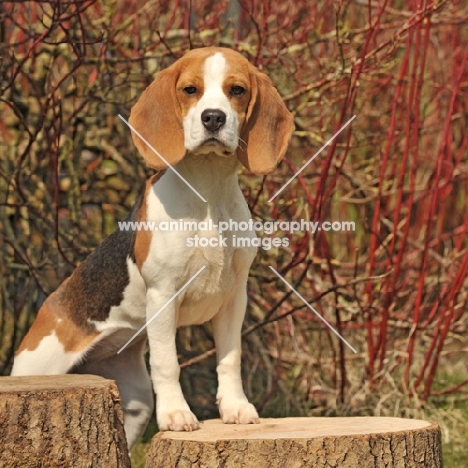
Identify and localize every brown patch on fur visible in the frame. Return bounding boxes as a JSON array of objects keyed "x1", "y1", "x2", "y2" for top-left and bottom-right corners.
[
  {"x1": 16, "y1": 284, "x2": 99, "y2": 354},
  {"x1": 129, "y1": 62, "x2": 186, "y2": 170},
  {"x1": 134, "y1": 171, "x2": 165, "y2": 270}
]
